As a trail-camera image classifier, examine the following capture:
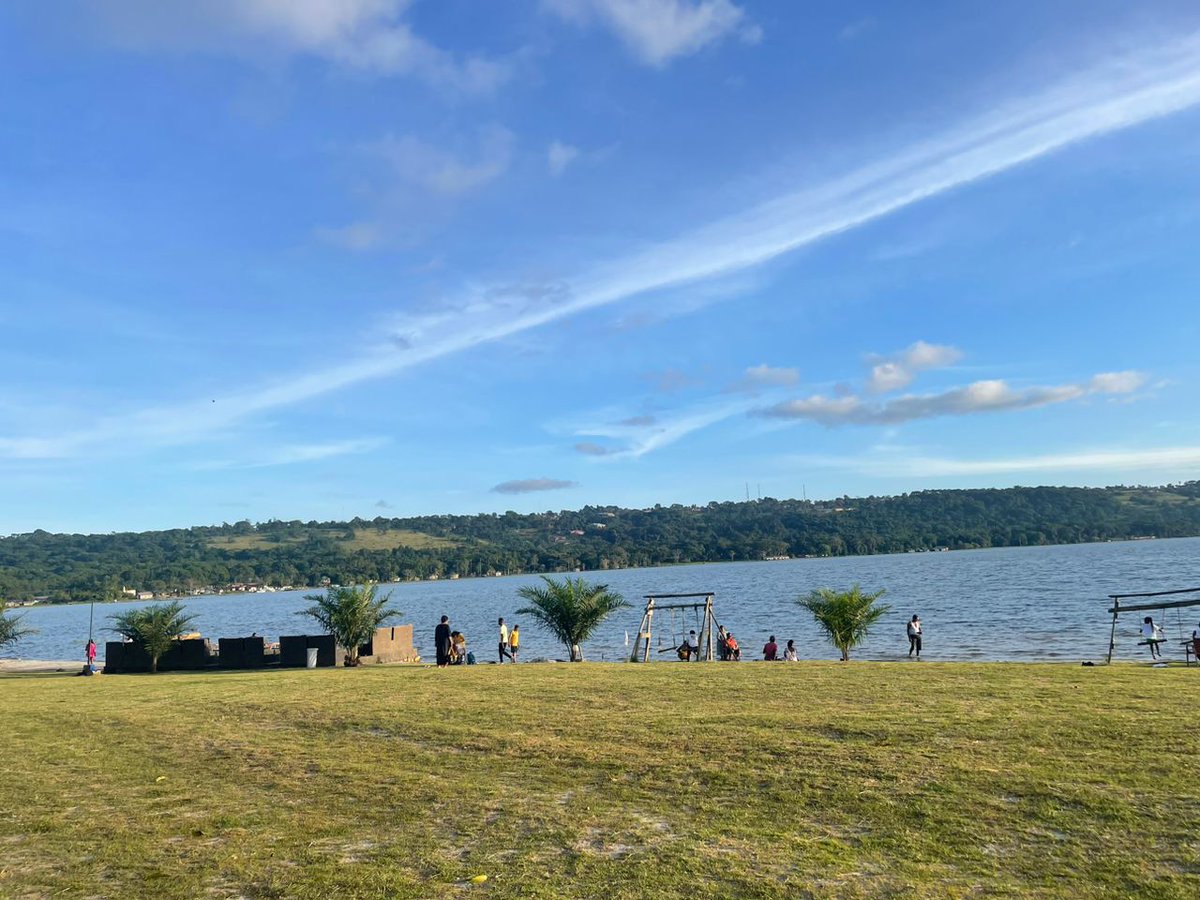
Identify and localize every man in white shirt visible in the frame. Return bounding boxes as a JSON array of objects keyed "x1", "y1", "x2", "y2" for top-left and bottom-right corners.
[{"x1": 498, "y1": 617, "x2": 513, "y2": 663}]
